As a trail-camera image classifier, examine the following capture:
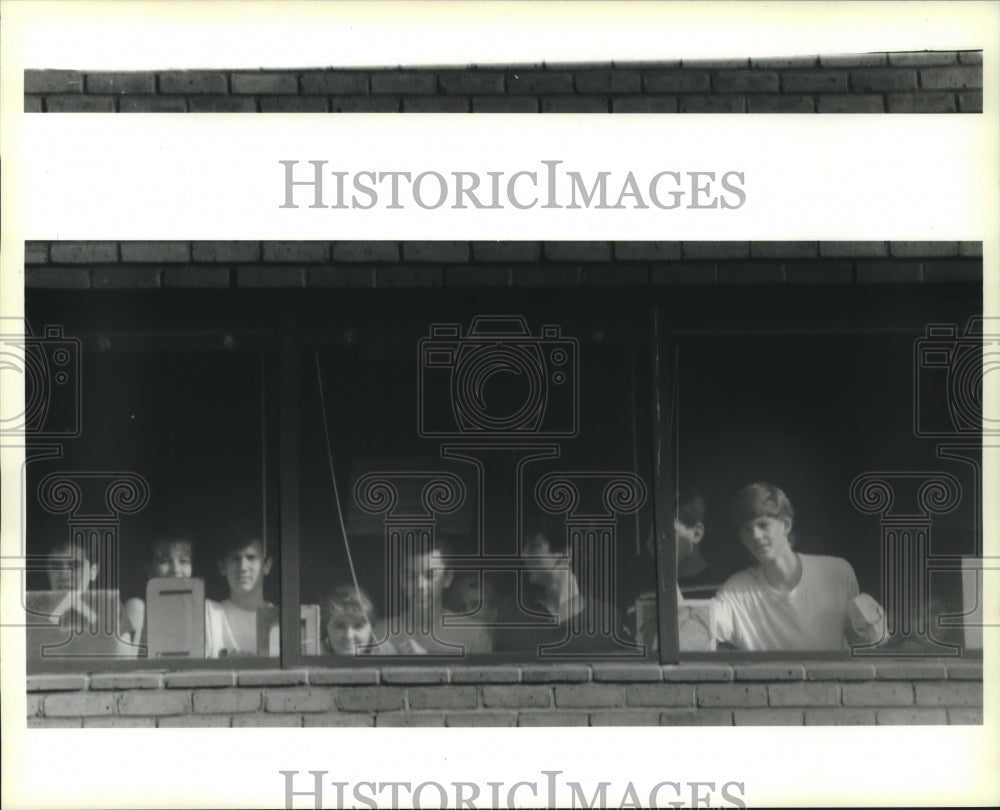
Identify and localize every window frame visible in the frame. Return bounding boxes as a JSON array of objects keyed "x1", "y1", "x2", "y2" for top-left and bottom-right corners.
[
  {"x1": 282, "y1": 291, "x2": 663, "y2": 667},
  {"x1": 654, "y1": 283, "x2": 984, "y2": 663},
  {"x1": 22, "y1": 282, "x2": 985, "y2": 672},
  {"x1": 22, "y1": 291, "x2": 284, "y2": 673}
]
